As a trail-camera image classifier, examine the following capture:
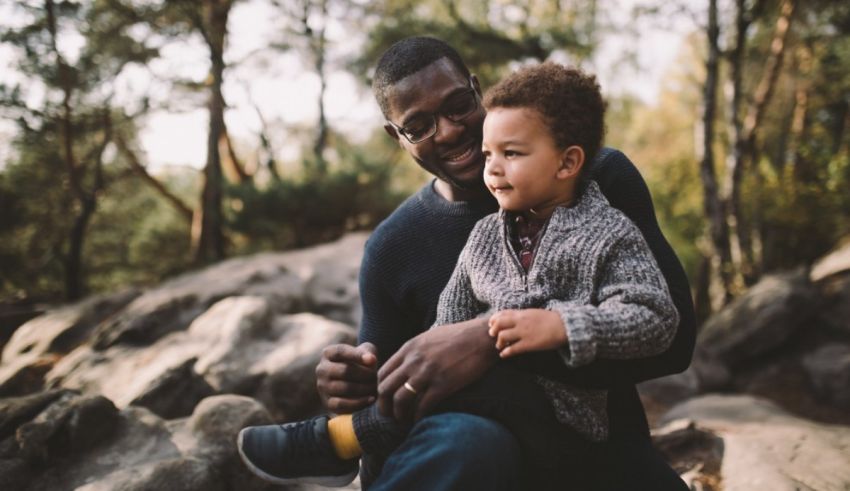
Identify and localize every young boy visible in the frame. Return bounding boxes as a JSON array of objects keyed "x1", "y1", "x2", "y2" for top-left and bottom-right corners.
[{"x1": 237, "y1": 62, "x2": 678, "y2": 488}]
